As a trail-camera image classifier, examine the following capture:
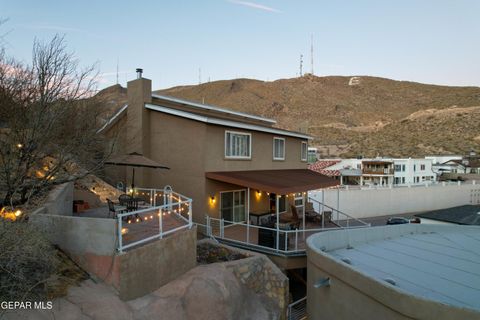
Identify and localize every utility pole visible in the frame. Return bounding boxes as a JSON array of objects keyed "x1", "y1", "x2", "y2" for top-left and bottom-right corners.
[
  {"x1": 310, "y1": 34, "x2": 314, "y2": 75},
  {"x1": 116, "y1": 58, "x2": 119, "y2": 85},
  {"x1": 299, "y1": 54, "x2": 303, "y2": 77}
]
